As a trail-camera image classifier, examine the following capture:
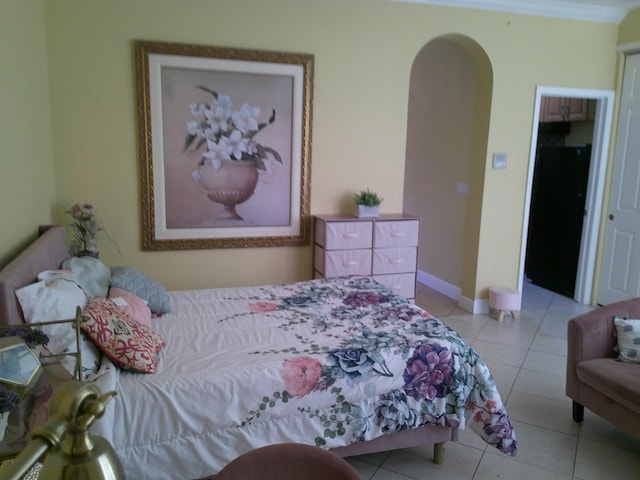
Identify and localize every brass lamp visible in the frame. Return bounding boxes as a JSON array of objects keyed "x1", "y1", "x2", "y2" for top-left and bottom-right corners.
[{"x1": 0, "y1": 381, "x2": 124, "y2": 480}]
